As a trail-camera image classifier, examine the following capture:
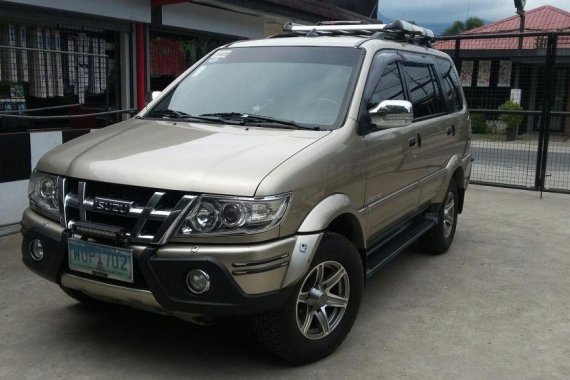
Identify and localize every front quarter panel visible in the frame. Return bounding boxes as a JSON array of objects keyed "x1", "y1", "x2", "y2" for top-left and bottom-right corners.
[{"x1": 255, "y1": 120, "x2": 367, "y2": 239}]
